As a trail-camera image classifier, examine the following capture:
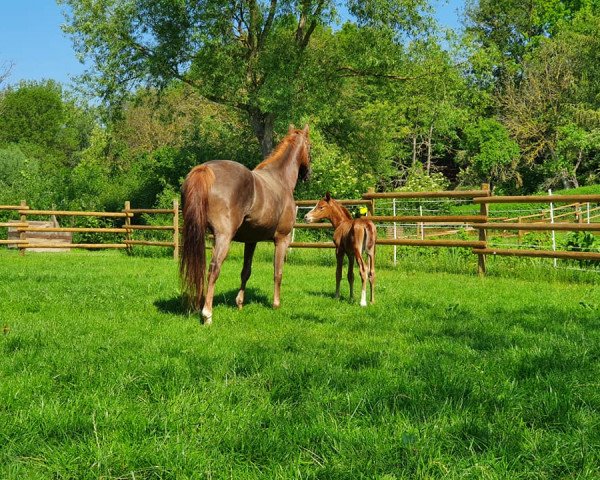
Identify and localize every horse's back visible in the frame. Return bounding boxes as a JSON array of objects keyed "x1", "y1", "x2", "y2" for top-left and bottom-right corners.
[{"x1": 187, "y1": 160, "x2": 255, "y2": 233}]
